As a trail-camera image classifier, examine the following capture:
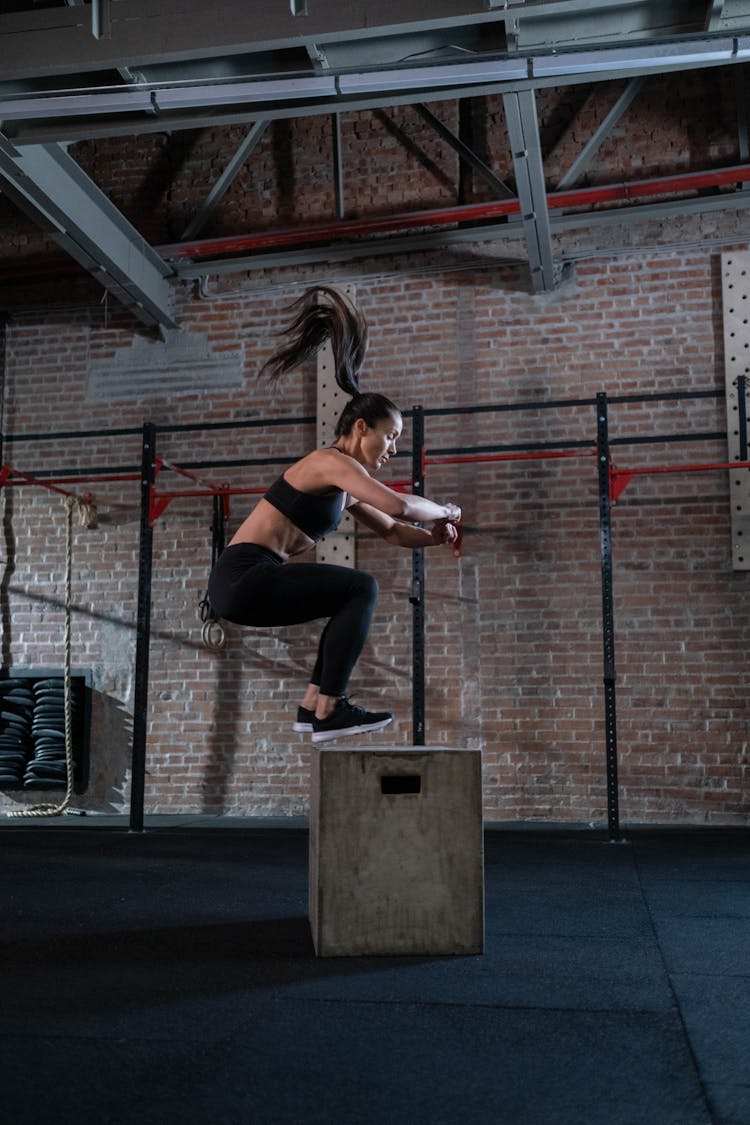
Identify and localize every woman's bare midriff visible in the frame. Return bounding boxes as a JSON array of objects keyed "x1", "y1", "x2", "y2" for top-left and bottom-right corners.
[{"x1": 228, "y1": 497, "x2": 317, "y2": 560}]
